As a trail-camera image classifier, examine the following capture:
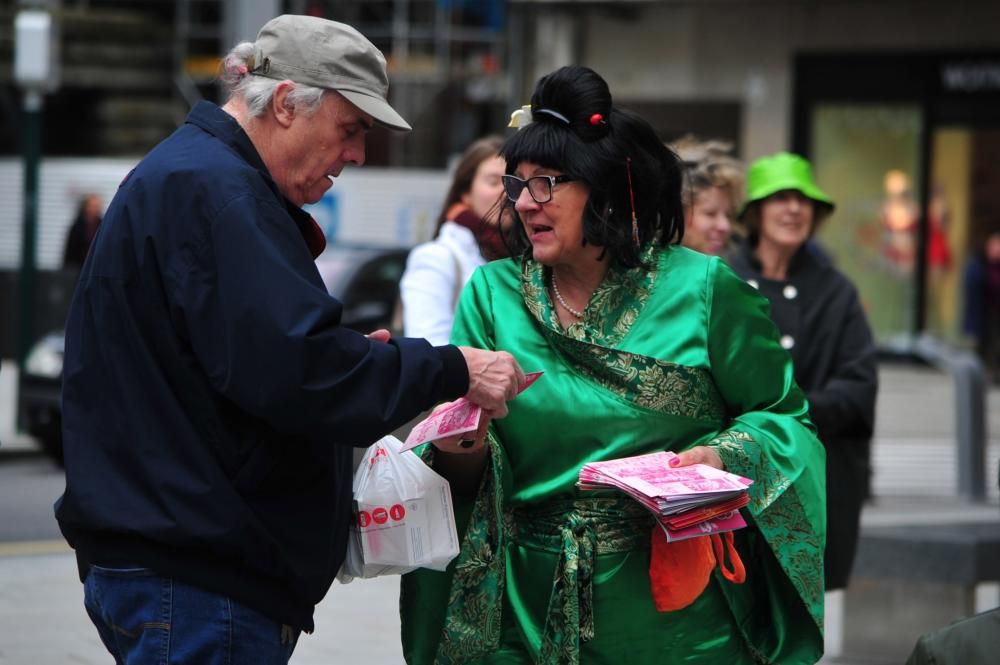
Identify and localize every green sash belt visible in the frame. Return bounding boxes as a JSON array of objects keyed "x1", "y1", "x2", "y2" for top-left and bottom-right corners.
[
  {"x1": 432, "y1": 440, "x2": 657, "y2": 665},
  {"x1": 508, "y1": 498, "x2": 653, "y2": 664}
]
